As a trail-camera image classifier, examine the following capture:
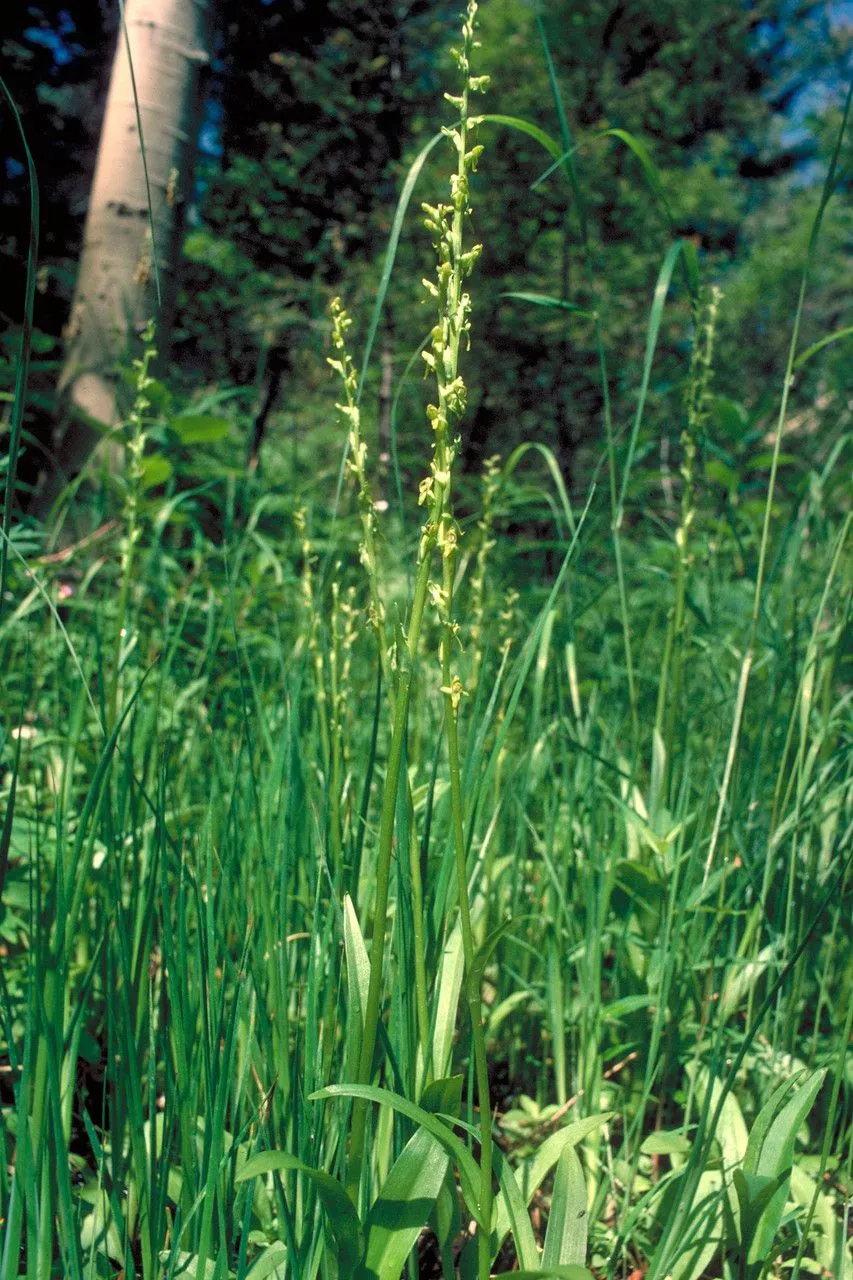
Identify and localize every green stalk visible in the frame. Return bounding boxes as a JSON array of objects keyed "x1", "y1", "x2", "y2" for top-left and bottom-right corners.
[
  {"x1": 654, "y1": 286, "x2": 720, "y2": 798},
  {"x1": 108, "y1": 324, "x2": 157, "y2": 732},
  {"x1": 346, "y1": 549, "x2": 435, "y2": 1200},
  {"x1": 441, "y1": 555, "x2": 494, "y2": 1280},
  {"x1": 427, "y1": 8, "x2": 494, "y2": 1266},
  {"x1": 346, "y1": 1, "x2": 490, "y2": 1207},
  {"x1": 329, "y1": 581, "x2": 344, "y2": 884},
  {"x1": 328, "y1": 300, "x2": 395, "y2": 704},
  {"x1": 329, "y1": 305, "x2": 431, "y2": 1073}
]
